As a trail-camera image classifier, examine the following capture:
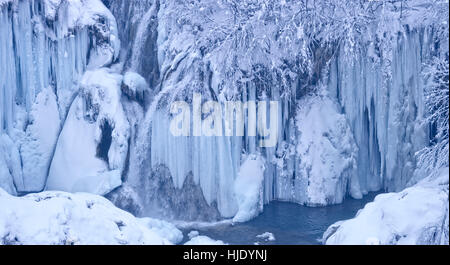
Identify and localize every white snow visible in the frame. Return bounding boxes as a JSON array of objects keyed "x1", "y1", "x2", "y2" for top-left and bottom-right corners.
[
  {"x1": 138, "y1": 217, "x2": 183, "y2": 244},
  {"x1": 323, "y1": 168, "x2": 449, "y2": 245},
  {"x1": 233, "y1": 154, "x2": 265, "y2": 223},
  {"x1": 0, "y1": 134, "x2": 21, "y2": 195},
  {"x1": 184, "y1": 235, "x2": 226, "y2": 245},
  {"x1": 187, "y1": 230, "x2": 200, "y2": 239},
  {"x1": 256, "y1": 232, "x2": 276, "y2": 242},
  {"x1": 46, "y1": 68, "x2": 130, "y2": 195},
  {"x1": 0, "y1": 0, "x2": 121, "y2": 193},
  {"x1": 0, "y1": 188, "x2": 175, "y2": 245}
]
